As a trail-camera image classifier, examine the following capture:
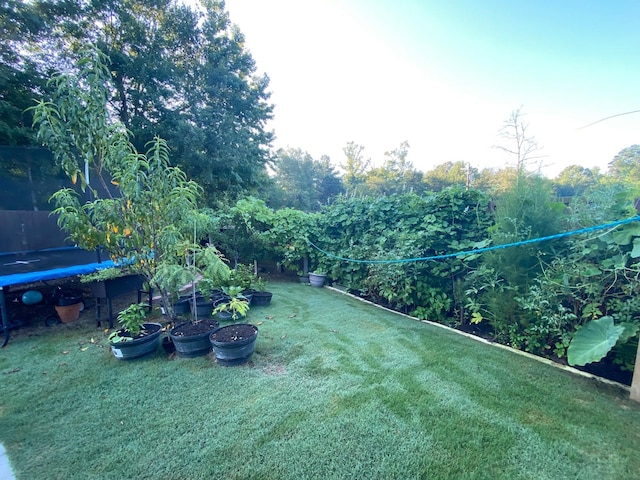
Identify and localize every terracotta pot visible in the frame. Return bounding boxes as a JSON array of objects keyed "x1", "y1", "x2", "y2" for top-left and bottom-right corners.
[{"x1": 55, "y1": 303, "x2": 82, "y2": 323}]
